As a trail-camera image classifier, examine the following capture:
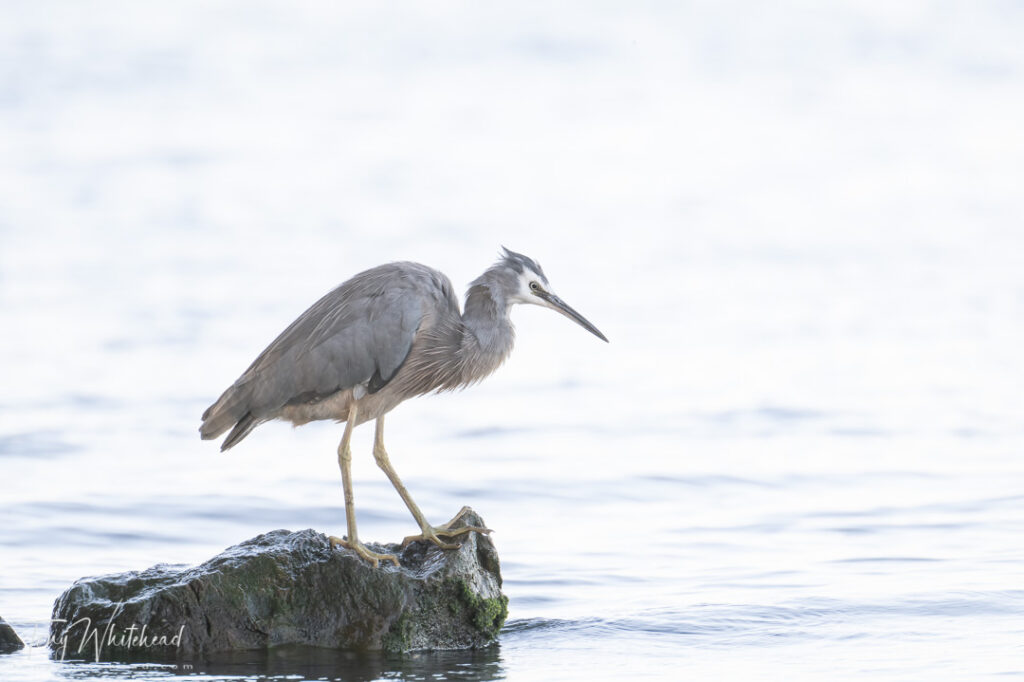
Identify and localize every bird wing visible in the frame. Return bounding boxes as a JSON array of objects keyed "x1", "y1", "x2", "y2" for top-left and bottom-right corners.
[
  {"x1": 246, "y1": 265, "x2": 432, "y2": 408},
  {"x1": 201, "y1": 263, "x2": 455, "y2": 440}
]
